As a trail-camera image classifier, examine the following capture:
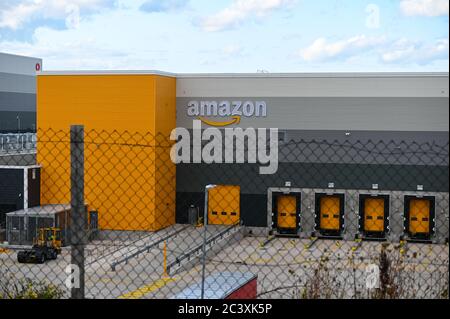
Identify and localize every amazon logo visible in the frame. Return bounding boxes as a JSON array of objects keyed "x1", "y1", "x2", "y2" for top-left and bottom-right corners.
[{"x1": 187, "y1": 100, "x2": 267, "y2": 127}]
